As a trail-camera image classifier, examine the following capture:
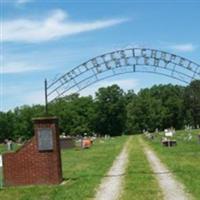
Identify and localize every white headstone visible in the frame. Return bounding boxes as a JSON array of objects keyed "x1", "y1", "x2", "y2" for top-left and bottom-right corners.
[
  {"x1": 188, "y1": 135, "x2": 192, "y2": 141},
  {"x1": 165, "y1": 131, "x2": 173, "y2": 137},
  {"x1": 0, "y1": 155, "x2": 2, "y2": 167}
]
